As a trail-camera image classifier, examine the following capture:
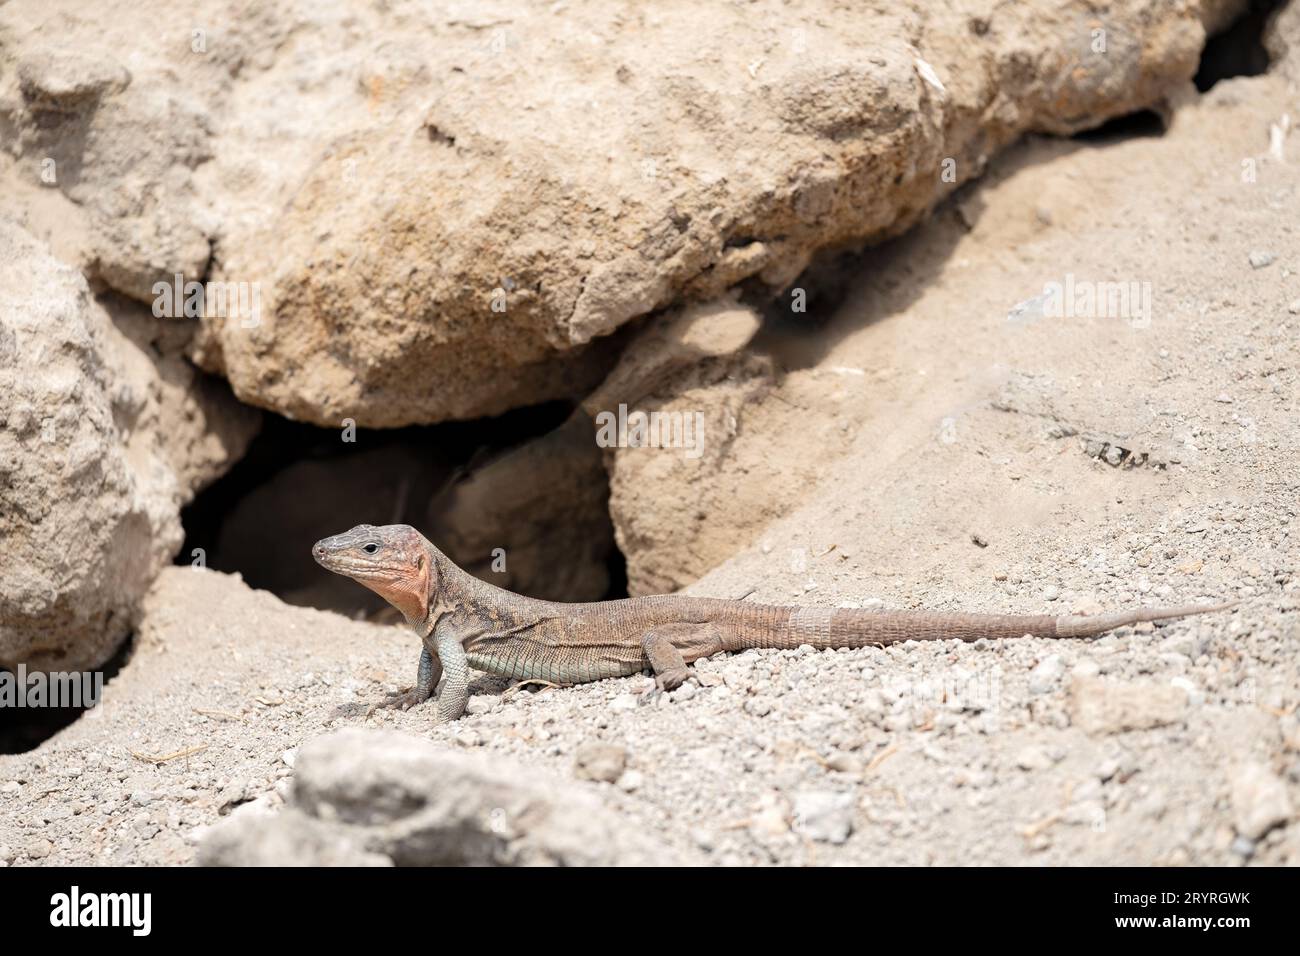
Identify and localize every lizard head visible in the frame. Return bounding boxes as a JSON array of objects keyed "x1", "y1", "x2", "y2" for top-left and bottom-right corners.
[{"x1": 312, "y1": 523, "x2": 437, "y2": 625}]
